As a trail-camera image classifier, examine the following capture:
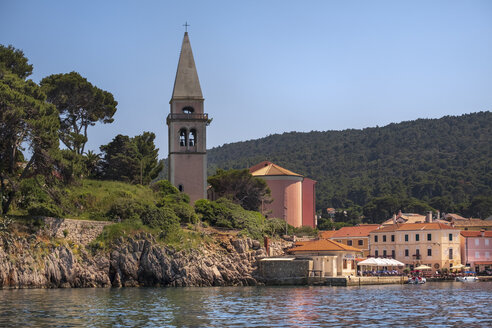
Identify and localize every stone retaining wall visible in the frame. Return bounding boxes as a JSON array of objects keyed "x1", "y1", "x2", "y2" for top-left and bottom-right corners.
[{"x1": 43, "y1": 217, "x2": 112, "y2": 245}]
